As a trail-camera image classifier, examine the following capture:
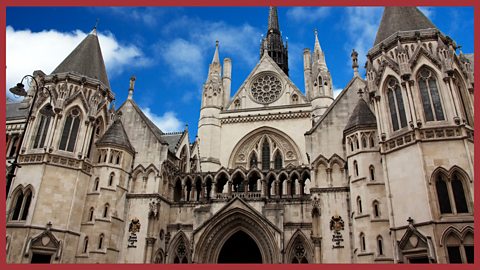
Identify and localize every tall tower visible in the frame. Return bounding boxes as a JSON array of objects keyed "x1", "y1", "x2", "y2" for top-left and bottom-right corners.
[
  {"x1": 197, "y1": 41, "x2": 224, "y2": 172},
  {"x1": 260, "y1": 7, "x2": 289, "y2": 76},
  {"x1": 306, "y1": 30, "x2": 334, "y2": 121}
]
